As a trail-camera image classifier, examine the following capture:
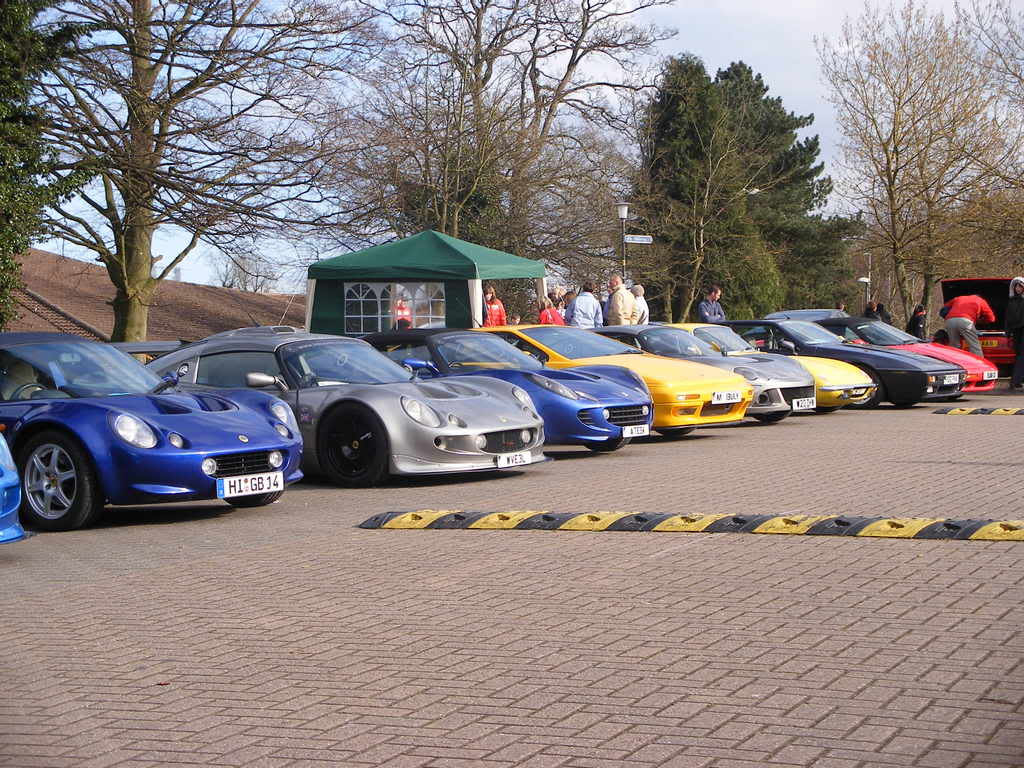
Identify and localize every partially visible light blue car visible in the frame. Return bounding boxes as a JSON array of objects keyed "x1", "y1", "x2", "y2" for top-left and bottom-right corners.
[{"x1": 0, "y1": 437, "x2": 26, "y2": 544}]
